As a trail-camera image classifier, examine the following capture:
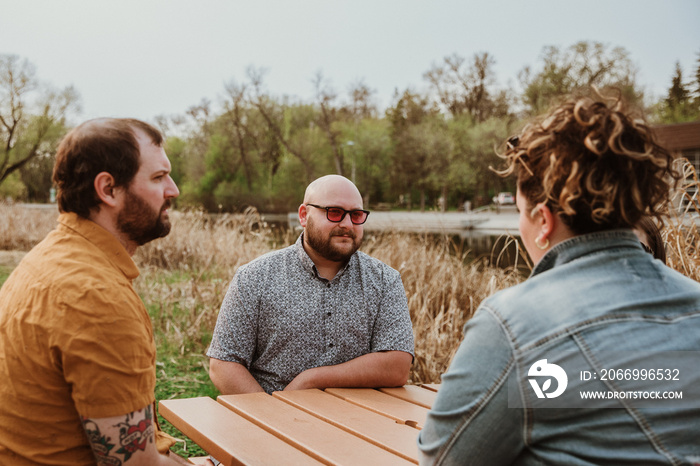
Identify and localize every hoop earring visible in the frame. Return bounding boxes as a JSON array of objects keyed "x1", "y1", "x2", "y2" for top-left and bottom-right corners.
[{"x1": 535, "y1": 236, "x2": 550, "y2": 250}]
